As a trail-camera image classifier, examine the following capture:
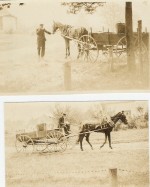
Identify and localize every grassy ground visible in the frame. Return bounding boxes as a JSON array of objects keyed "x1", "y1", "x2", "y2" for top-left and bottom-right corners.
[
  {"x1": 0, "y1": 33, "x2": 149, "y2": 94},
  {"x1": 5, "y1": 129, "x2": 149, "y2": 187}
]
